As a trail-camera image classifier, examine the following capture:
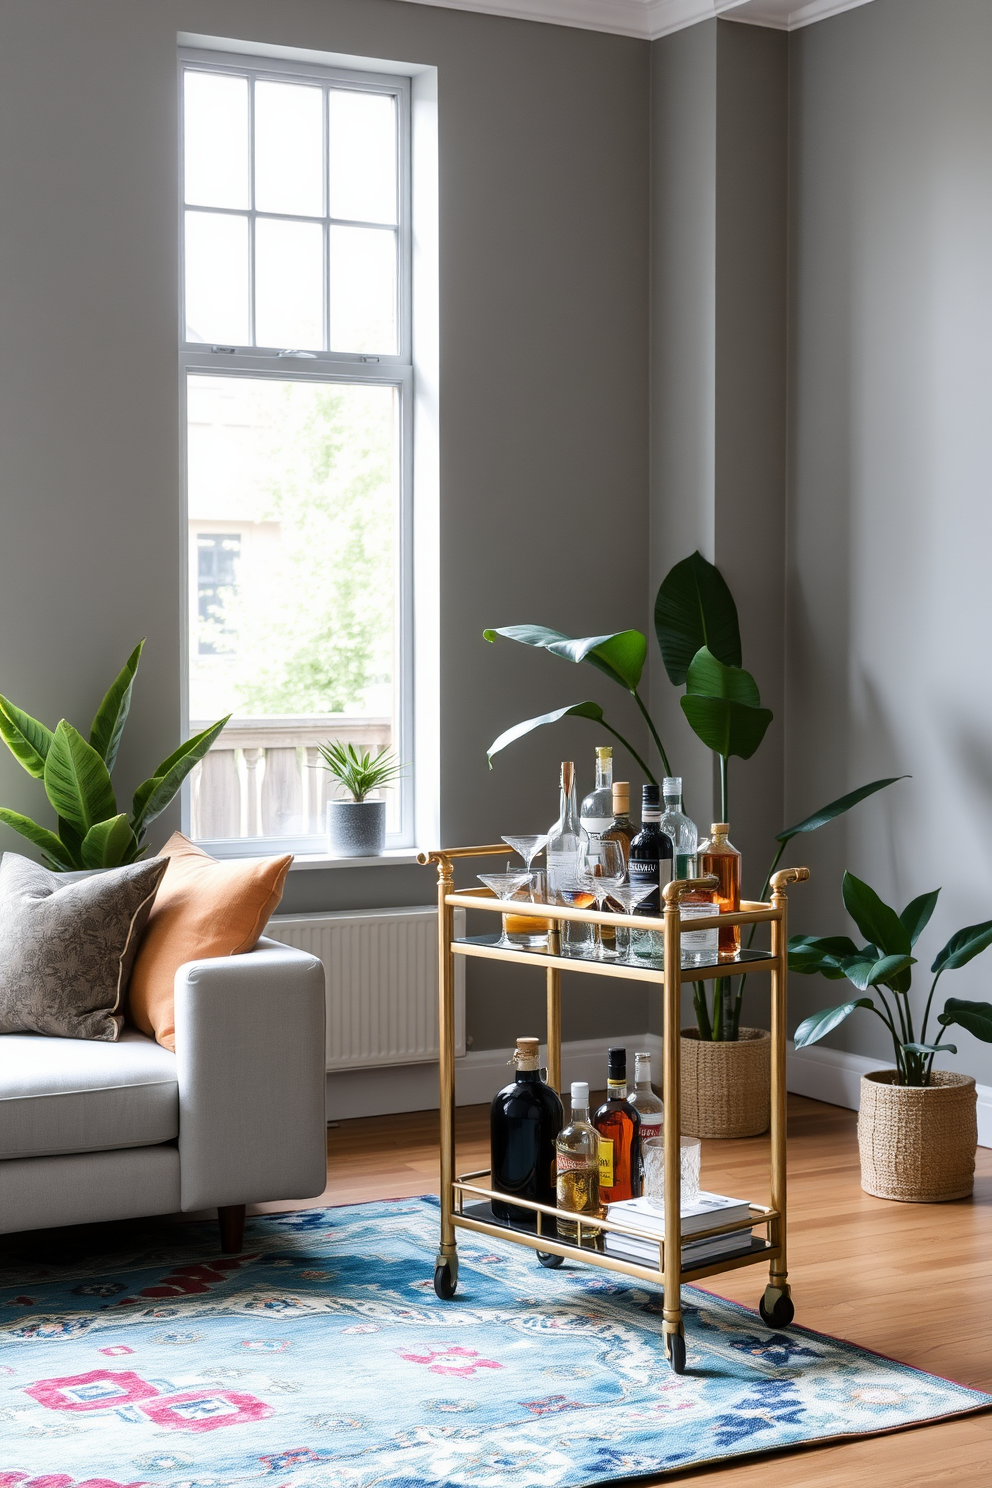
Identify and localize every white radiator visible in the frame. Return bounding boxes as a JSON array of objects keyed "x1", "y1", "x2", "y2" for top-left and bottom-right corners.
[{"x1": 267, "y1": 905, "x2": 466, "y2": 1072}]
